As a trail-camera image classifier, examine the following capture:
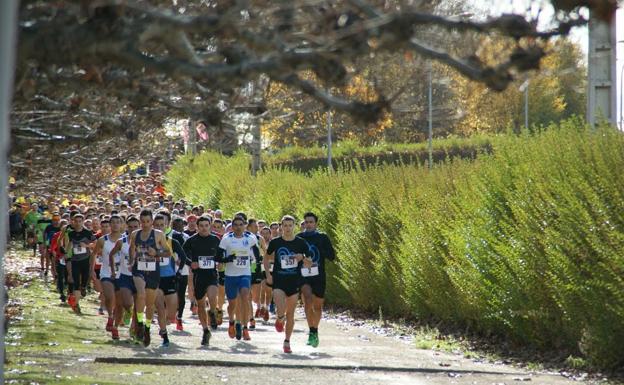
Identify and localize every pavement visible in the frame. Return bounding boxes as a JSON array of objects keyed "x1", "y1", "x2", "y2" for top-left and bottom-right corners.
[{"x1": 93, "y1": 303, "x2": 589, "y2": 385}]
